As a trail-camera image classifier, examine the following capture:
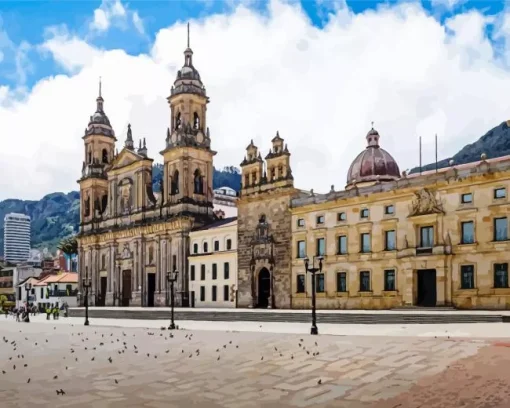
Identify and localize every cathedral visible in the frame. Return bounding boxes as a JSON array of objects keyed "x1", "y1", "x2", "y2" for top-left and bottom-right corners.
[{"x1": 77, "y1": 27, "x2": 216, "y2": 307}]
